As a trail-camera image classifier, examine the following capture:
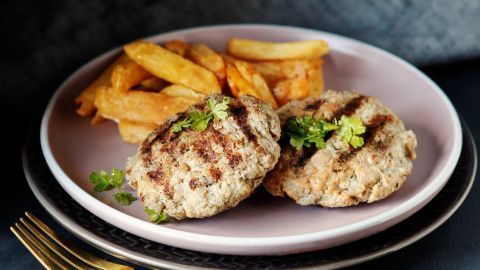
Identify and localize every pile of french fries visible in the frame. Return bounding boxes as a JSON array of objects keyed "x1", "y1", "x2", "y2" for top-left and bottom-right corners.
[{"x1": 75, "y1": 38, "x2": 329, "y2": 144}]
